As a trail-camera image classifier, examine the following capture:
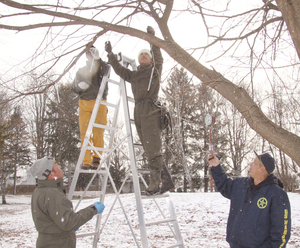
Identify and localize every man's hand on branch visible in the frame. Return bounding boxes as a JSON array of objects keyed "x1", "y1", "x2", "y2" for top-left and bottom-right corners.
[
  {"x1": 105, "y1": 41, "x2": 112, "y2": 54},
  {"x1": 147, "y1": 26, "x2": 155, "y2": 36}
]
